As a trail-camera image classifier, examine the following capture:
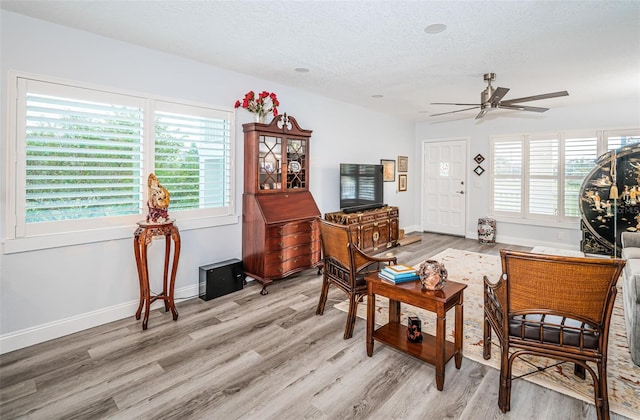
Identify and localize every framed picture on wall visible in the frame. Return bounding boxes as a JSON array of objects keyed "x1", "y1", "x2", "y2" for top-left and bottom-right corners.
[
  {"x1": 398, "y1": 156, "x2": 408, "y2": 172},
  {"x1": 381, "y1": 159, "x2": 395, "y2": 182},
  {"x1": 399, "y1": 174, "x2": 407, "y2": 191}
]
